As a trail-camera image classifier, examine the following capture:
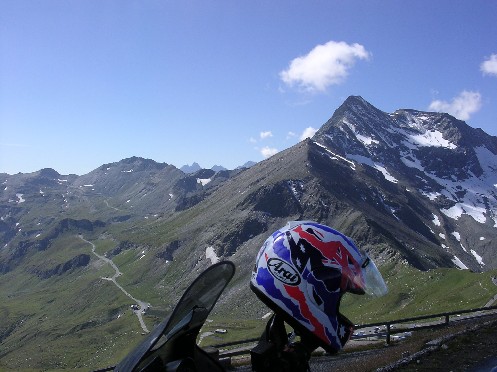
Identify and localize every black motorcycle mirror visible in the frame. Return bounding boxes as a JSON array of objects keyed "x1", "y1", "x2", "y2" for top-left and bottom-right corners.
[{"x1": 106, "y1": 261, "x2": 235, "y2": 372}]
